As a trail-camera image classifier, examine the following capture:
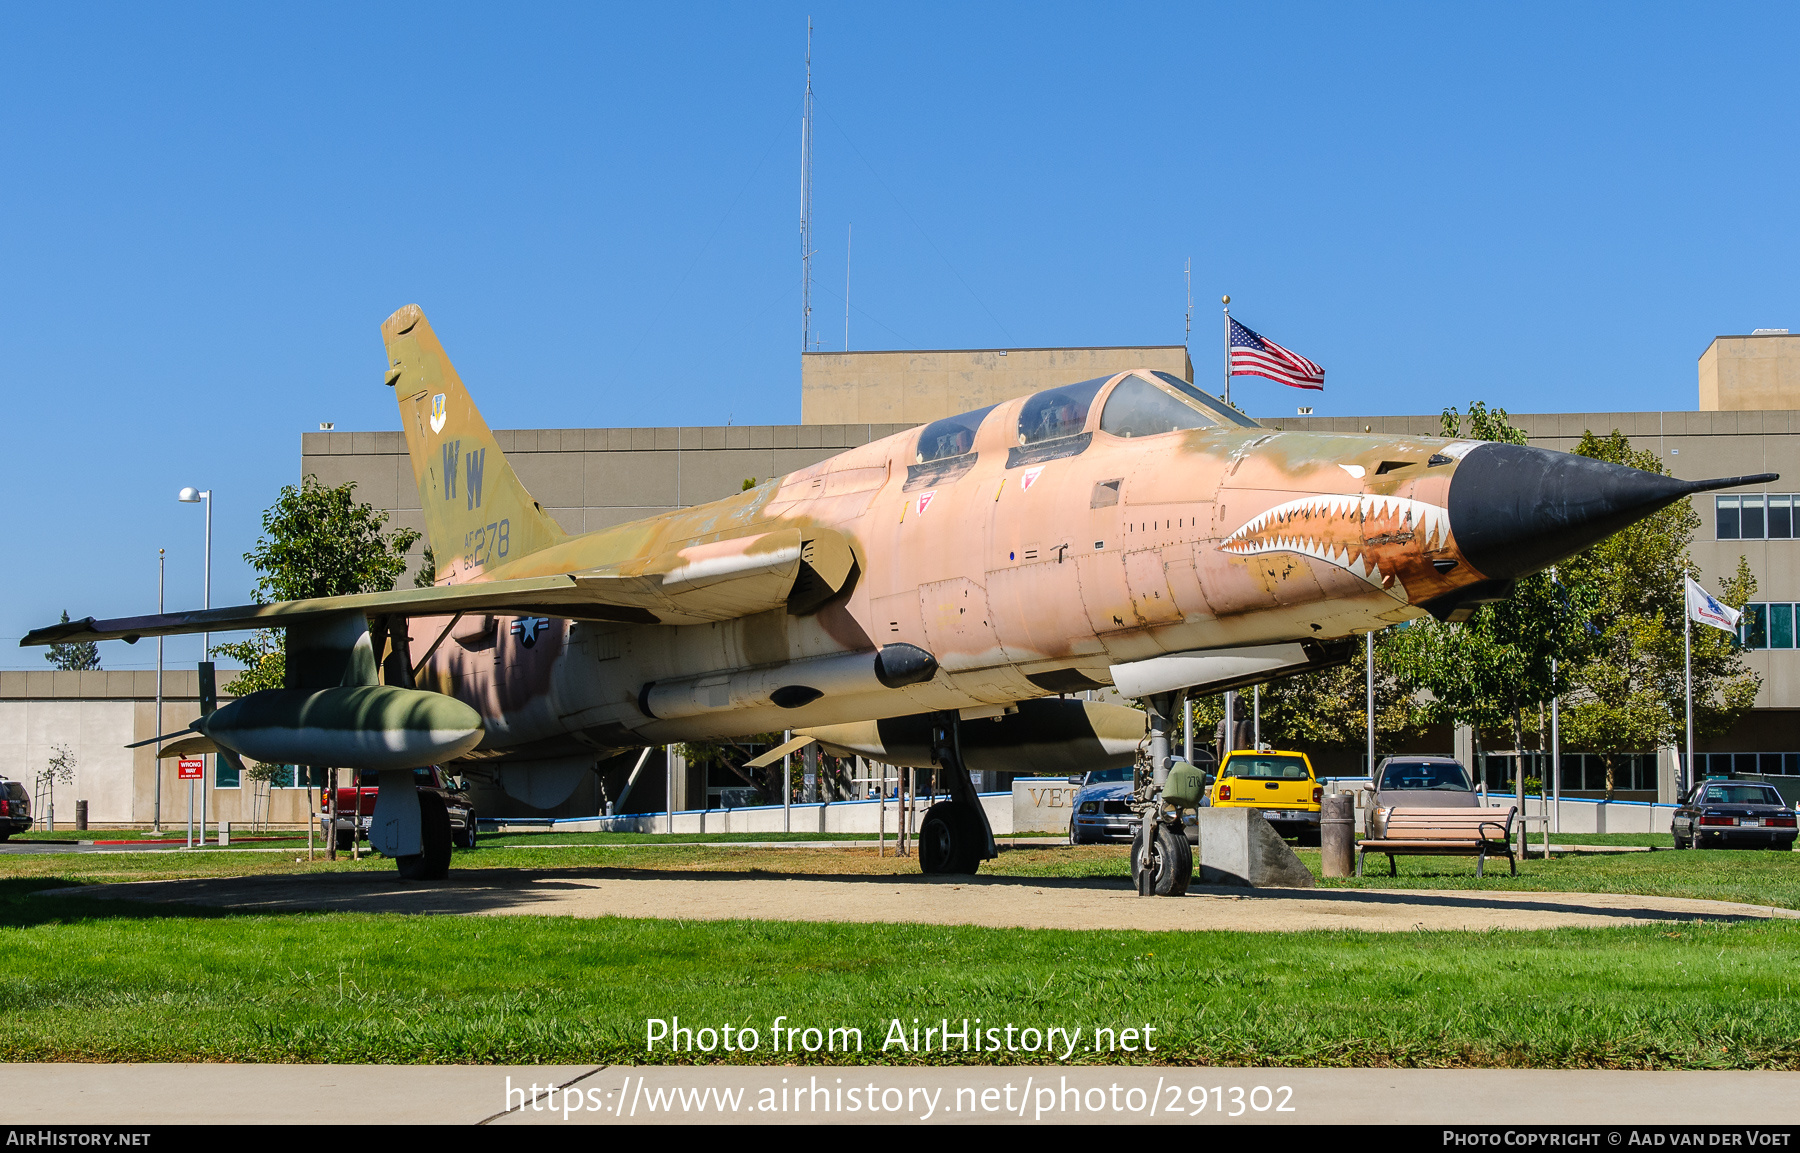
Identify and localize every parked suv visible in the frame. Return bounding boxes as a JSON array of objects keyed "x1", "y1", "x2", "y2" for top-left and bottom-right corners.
[
  {"x1": 0, "y1": 778, "x2": 31, "y2": 840},
  {"x1": 325, "y1": 766, "x2": 476, "y2": 852}
]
